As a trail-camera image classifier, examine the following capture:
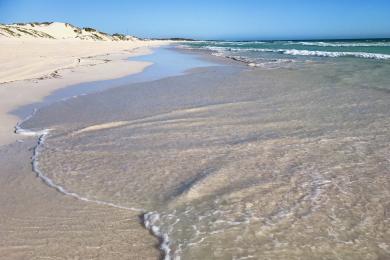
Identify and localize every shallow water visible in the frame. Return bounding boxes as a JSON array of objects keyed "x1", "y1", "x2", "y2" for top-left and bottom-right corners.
[{"x1": 21, "y1": 49, "x2": 390, "y2": 259}]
